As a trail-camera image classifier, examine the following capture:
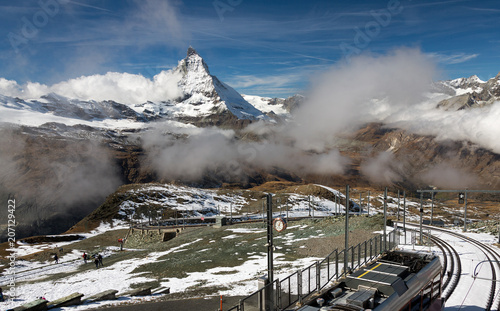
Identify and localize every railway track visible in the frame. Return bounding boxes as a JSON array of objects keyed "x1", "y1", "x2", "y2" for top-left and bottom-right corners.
[
  {"x1": 406, "y1": 223, "x2": 500, "y2": 310},
  {"x1": 429, "y1": 234, "x2": 461, "y2": 300}
]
